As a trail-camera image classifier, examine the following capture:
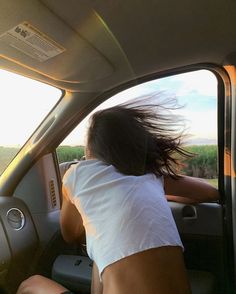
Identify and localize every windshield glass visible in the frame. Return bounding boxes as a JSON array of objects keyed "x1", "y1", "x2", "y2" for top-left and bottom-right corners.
[{"x1": 0, "y1": 69, "x2": 61, "y2": 175}]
